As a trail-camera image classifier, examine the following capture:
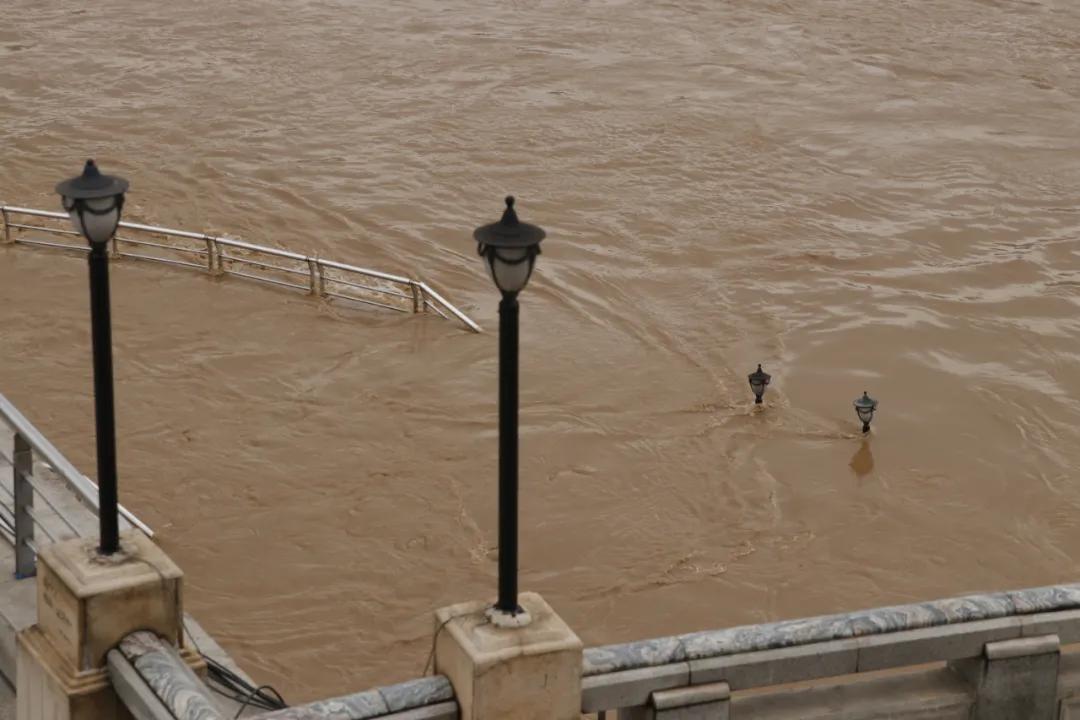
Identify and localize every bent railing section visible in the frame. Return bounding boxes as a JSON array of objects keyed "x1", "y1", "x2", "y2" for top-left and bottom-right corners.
[
  {"x1": 0, "y1": 205, "x2": 481, "y2": 334},
  {"x1": 109, "y1": 582, "x2": 1080, "y2": 719},
  {"x1": 0, "y1": 392, "x2": 152, "y2": 578}
]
